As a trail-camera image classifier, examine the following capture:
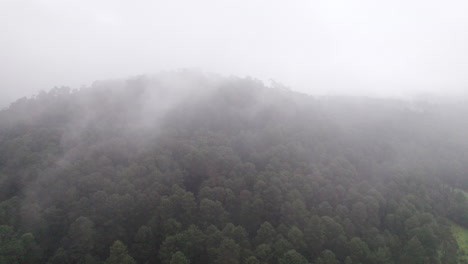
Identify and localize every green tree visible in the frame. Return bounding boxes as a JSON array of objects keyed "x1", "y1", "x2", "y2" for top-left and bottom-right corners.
[
  {"x1": 279, "y1": 250, "x2": 309, "y2": 264},
  {"x1": 287, "y1": 226, "x2": 306, "y2": 251},
  {"x1": 281, "y1": 199, "x2": 309, "y2": 226},
  {"x1": 344, "y1": 256, "x2": 352, "y2": 264},
  {"x1": 304, "y1": 216, "x2": 323, "y2": 256},
  {"x1": 272, "y1": 235, "x2": 293, "y2": 259},
  {"x1": 105, "y1": 240, "x2": 136, "y2": 264},
  {"x1": 170, "y1": 251, "x2": 190, "y2": 264},
  {"x1": 20, "y1": 233, "x2": 43, "y2": 264},
  {"x1": 255, "y1": 244, "x2": 273, "y2": 264},
  {"x1": 321, "y1": 216, "x2": 344, "y2": 249},
  {"x1": 351, "y1": 202, "x2": 367, "y2": 226},
  {"x1": 132, "y1": 225, "x2": 155, "y2": 264},
  {"x1": 399, "y1": 237, "x2": 426, "y2": 264},
  {"x1": 158, "y1": 185, "x2": 197, "y2": 225},
  {"x1": 49, "y1": 248, "x2": 69, "y2": 264},
  {"x1": 368, "y1": 247, "x2": 392, "y2": 264},
  {"x1": 316, "y1": 250, "x2": 338, "y2": 264},
  {"x1": 68, "y1": 216, "x2": 95, "y2": 261},
  {"x1": 244, "y1": 256, "x2": 260, "y2": 264},
  {"x1": 255, "y1": 222, "x2": 276, "y2": 246},
  {"x1": 199, "y1": 198, "x2": 227, "y2": 228},
  {"x1": 214, "y1": 238, "x2": 240, "y2": 264},
  {"x1": 222, "y1": 224, "x2": 250, "y2": 249},
  {"x1": 0, "y1": 225, "x2": 24, "y2": 264},
  {"x1": 348, "y1": 237, "x2": 369, "y2": 262}
]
